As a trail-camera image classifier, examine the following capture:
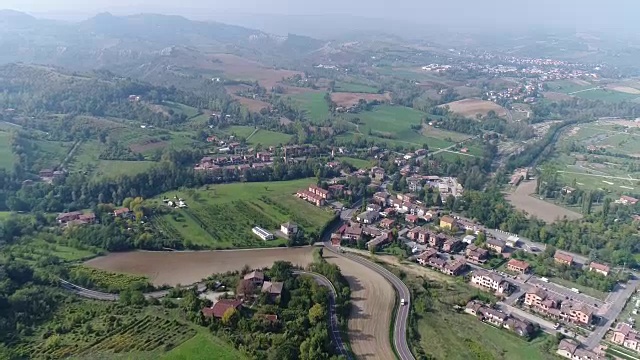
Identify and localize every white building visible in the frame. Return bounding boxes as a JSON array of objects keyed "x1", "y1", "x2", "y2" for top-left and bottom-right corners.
[
  {"x1": 252, "y1": 226, "x2": 274, "y2": 241},
  {"x1": 280, "y1": 222, "x2": 298, "y2": 236}
]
